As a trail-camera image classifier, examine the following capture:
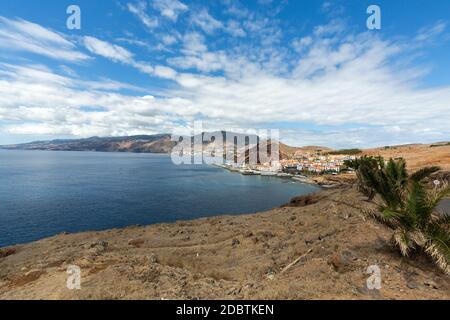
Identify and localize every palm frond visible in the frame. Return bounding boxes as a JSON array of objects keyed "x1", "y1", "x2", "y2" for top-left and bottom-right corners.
[
  {"x1": 425, "y1": 243, "x2": 450, "y2": 275},
  {"x1": 409, "y1": 166, "x2": 441, "y2": 183},
  {"x1": 409, "y1": 230, "x2": 427, "y2": 247},
  {"x1": 427, "y1": 185, "x2": 450, "y2": 214},
  {"x1": 433, "y1": 213, "x2": 450, "y2": 226},
  {"x1": 424, "y1": 226, "x2": 450, "y2": 275},
  {"x1": 386, "y1": 158, "x2": 408, "y2": 187},
  {"x1": 393, "y1": 228, "x2": 414, "y2": 257},
  {"x1": 406, "y1": 181, "x2": 432, "y2": 228},
  {"x1": 364, "y1": 209, "x2": 400, "y2": 230}
]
